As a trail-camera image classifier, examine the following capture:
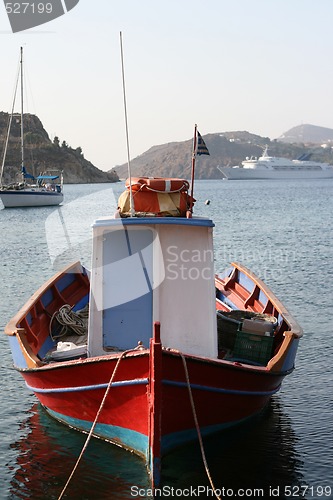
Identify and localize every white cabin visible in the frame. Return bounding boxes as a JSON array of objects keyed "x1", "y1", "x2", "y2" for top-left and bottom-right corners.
[{"x1": 88, "y1": 216, "x2": 217, "y2": 359}]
